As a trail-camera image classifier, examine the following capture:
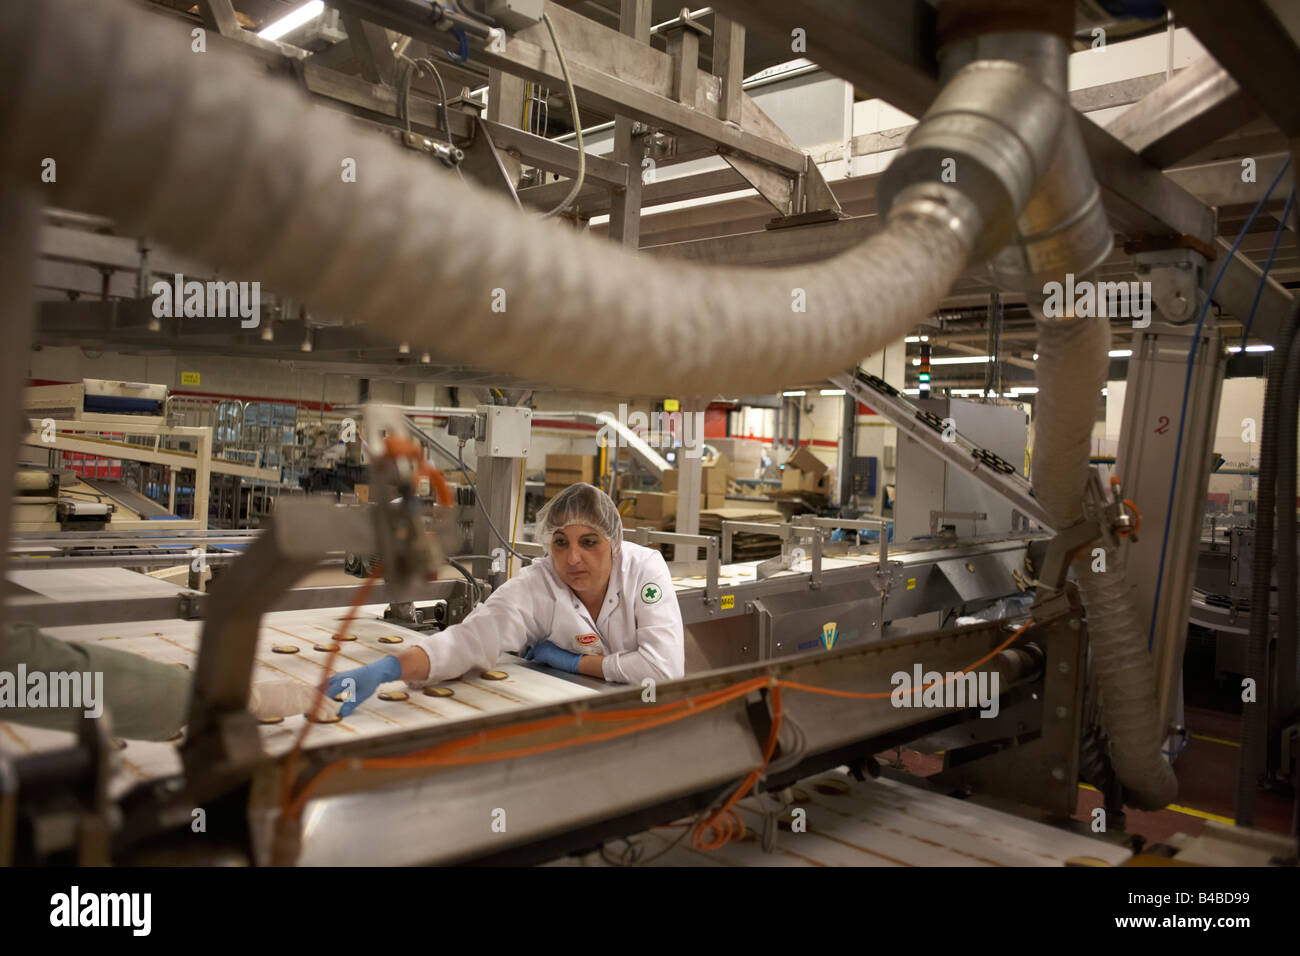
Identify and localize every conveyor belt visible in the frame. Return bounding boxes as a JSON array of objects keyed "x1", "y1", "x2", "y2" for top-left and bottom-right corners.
[
  {"x1": 0, "y1": 601, "x2": 597, "y2": 798},
  {"x1": 553, "y1": 770, "x2": 1132, "y2": 868}
]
